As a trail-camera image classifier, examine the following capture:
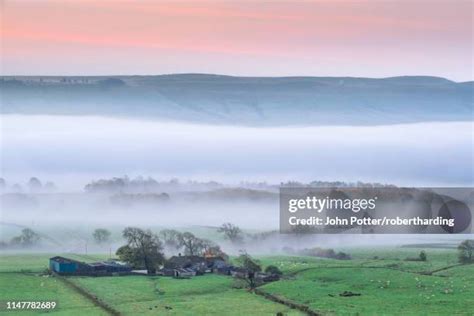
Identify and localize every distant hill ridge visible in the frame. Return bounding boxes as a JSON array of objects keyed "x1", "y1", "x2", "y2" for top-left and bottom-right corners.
[{"x1": 1, "y1": 74, "x2": 472, "y2": 126}]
